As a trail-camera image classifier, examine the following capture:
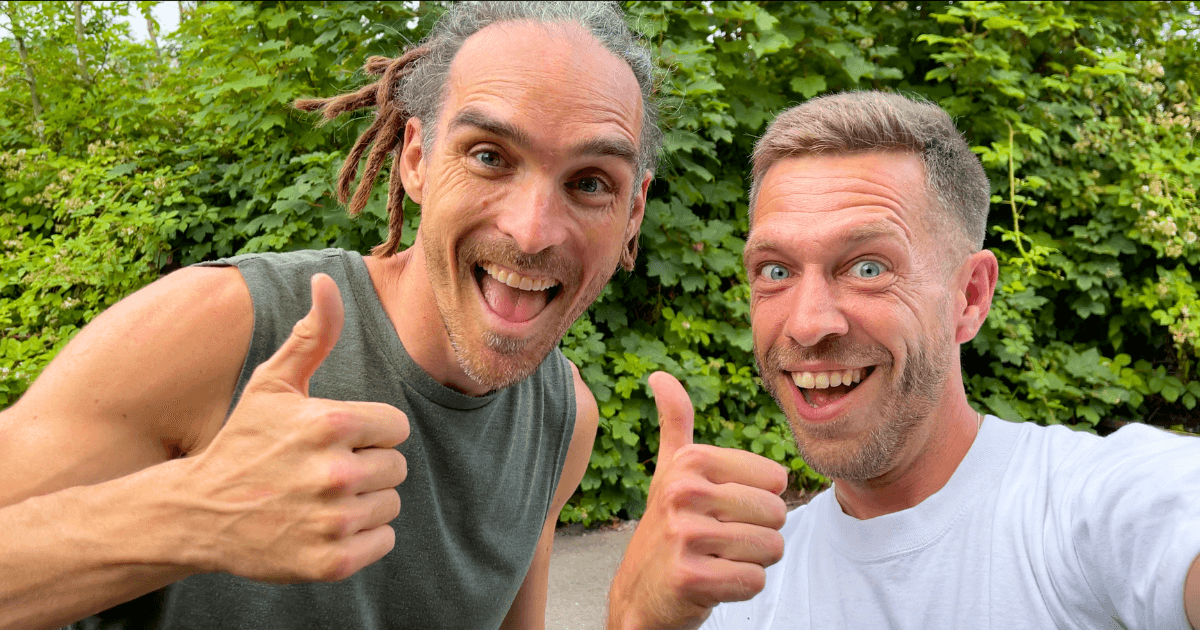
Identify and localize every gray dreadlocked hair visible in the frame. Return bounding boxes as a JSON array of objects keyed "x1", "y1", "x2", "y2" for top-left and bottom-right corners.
[{"x1": 296, "y1": 1, "x2": 662, "y2": 262}]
